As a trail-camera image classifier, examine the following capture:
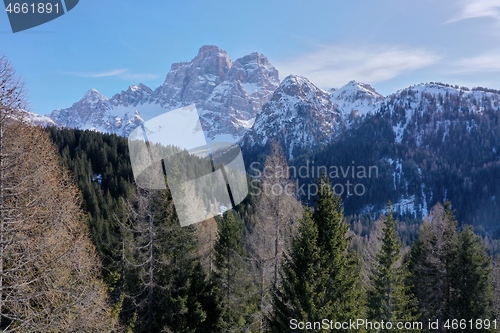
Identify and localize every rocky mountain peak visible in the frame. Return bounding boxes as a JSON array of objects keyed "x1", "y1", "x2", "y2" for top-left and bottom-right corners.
[
  {"x1": 154, "y1": 45, "x2": 234, "y2": 107},
  {"x1": 333, "y1": 80, "x2": 384, "y2": 101},
  {"x1": 50, "y1": 88, "x2": 112, "y2": 130},
  {"x1": 331, "y1": 80, "x2": 384, "y2": 118},
  {"x1": 227, "y1": 52, "x2": 279, "y2": 90},
  {"x1": 243, "y1": 74, "x2": 339, "y2": 159},
  {"x1": 49, "y1": 46, "x2": 279, "y2": 141},
  {"x1": 83, "y1": 88, "x2": 107, "y2": 103},
  {"x1": 110, "y1": 84, "x2": 153, "y2": 108}
]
